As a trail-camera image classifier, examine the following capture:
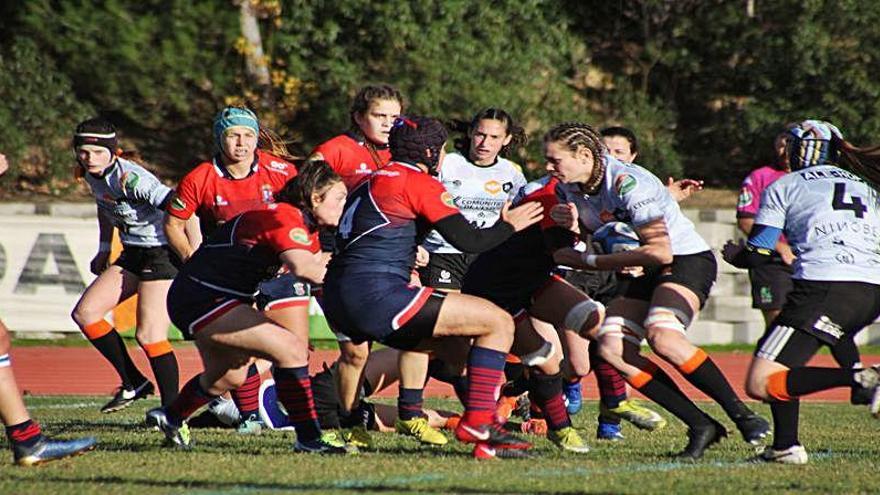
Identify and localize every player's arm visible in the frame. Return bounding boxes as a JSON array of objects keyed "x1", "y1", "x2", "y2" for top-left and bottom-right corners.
[
  {"x1": 553, "y1": 217, "x2": 672, "y2": 270},
  {"x1": 165, "y1": 214, "x2": 194, "y2": 262},
  {"x1": 90, "y1": 207, "x2": 114, "y2": 275},
  {"x1": 432, "y1": 201, "x2": 543, "y2": 253},
  {"x1": 164, "y1": 176, "x2": 201, "y2": 262},
  {"x1": 723, "y1": 224, "x2": 783, "y2": 269},
  {"x1": 279, "y1": 249, "x2": 326, "y2": 284}
]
